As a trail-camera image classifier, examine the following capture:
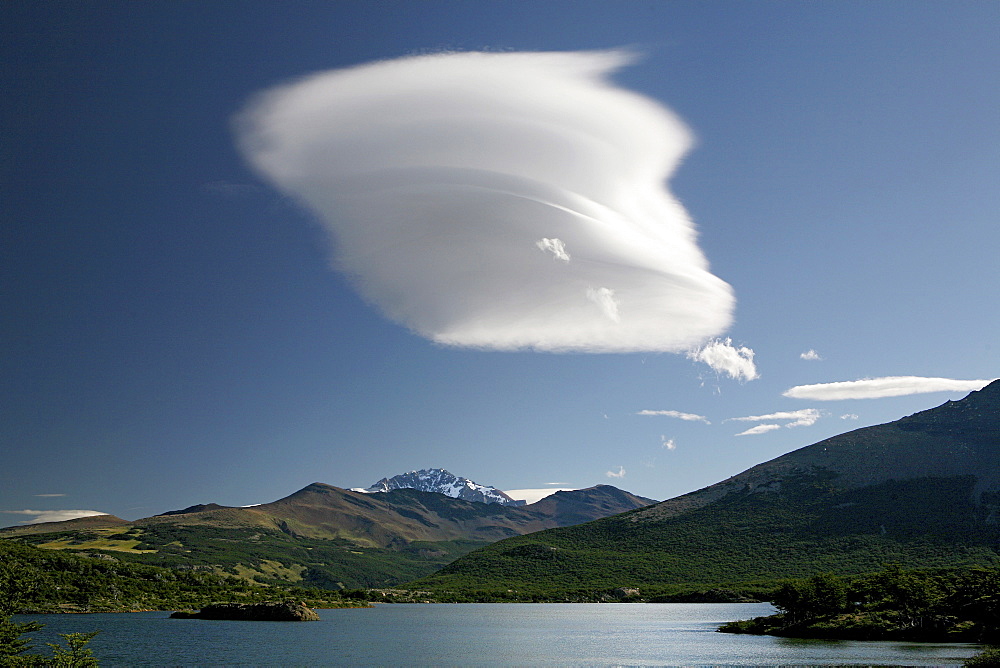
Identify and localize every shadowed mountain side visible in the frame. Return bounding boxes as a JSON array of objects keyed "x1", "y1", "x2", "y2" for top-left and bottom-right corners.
[
  {"x1": 527, "y1": 486, "x2": 657, "y2": 525},
  {"x1": 634, "y1": 379, "x2": 1000, "y2": 523},
  {"x1": 156, "y1": 503, "x2": 234, "y2": 517},
  {"x1": 412, "y1": 380, "x2": 1000, "y2": 597}
]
